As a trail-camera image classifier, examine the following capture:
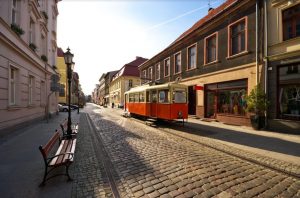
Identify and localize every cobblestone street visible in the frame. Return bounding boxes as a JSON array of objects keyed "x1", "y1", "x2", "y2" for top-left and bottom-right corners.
[{"x1": 72, "y1": 104, "x2": 300, "y2": 198}]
